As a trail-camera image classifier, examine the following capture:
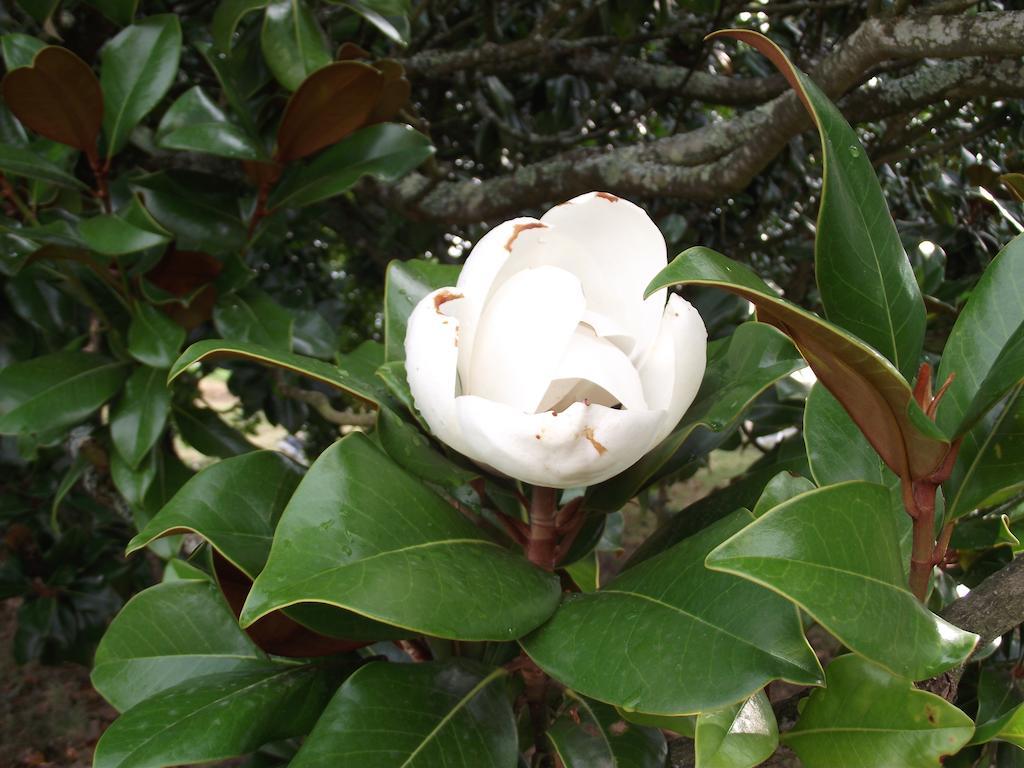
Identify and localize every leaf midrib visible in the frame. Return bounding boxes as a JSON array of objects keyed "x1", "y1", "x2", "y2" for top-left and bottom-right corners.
[
  {"x1": 4, "y1": 362, "x2": 121, "y2": 420},
  {"x1": 106, "y1": 21, "x2": 174, "y2": 156}
]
